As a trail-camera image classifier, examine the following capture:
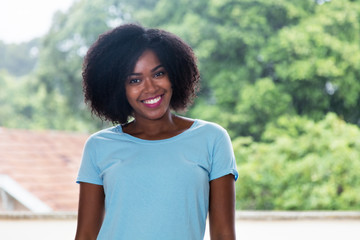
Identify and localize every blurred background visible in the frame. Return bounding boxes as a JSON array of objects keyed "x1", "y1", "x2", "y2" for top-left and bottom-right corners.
[
  {"x1": 1, "y1": 0, "x2": 360, "y2": 239},
  {"x1": 1, "y1": 0, "x2": 360, "y2": 222}
]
